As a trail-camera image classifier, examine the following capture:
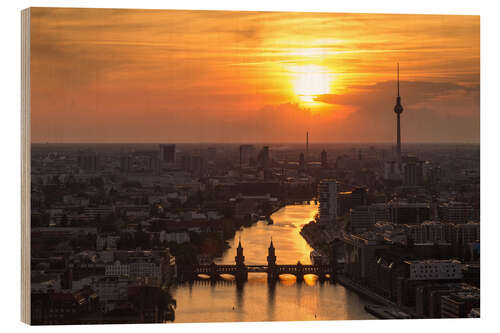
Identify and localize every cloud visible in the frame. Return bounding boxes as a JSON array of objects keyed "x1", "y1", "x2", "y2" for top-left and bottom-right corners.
[
  {"x1": 29, "y1": 8, "x2": 479, "y2": 143},
  {"x1": 314, "y1": 80, "x2": 479, "y2": 142}
]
